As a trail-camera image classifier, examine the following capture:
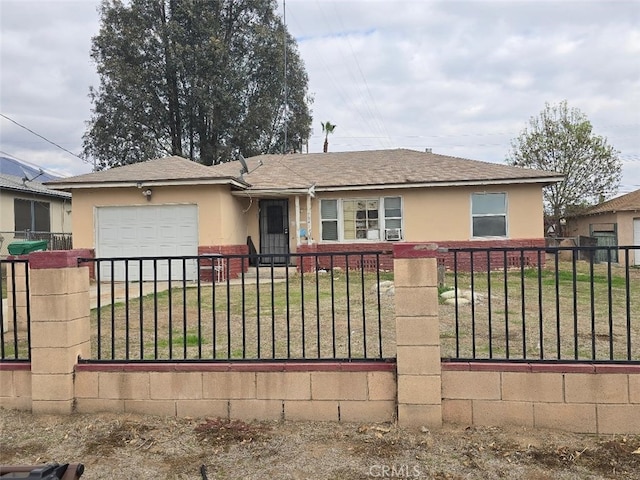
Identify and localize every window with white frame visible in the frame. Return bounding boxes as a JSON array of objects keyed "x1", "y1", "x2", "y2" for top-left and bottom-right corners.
[
  {"x1": 471, "y1": 192, "x2": 507, "y2": 237},
  {"x1": 321, "y1": 200, "x2": 339, "y2": 241},
  {"x1": 320, "y1": 197, "x2": 402, "y2": 242}
]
